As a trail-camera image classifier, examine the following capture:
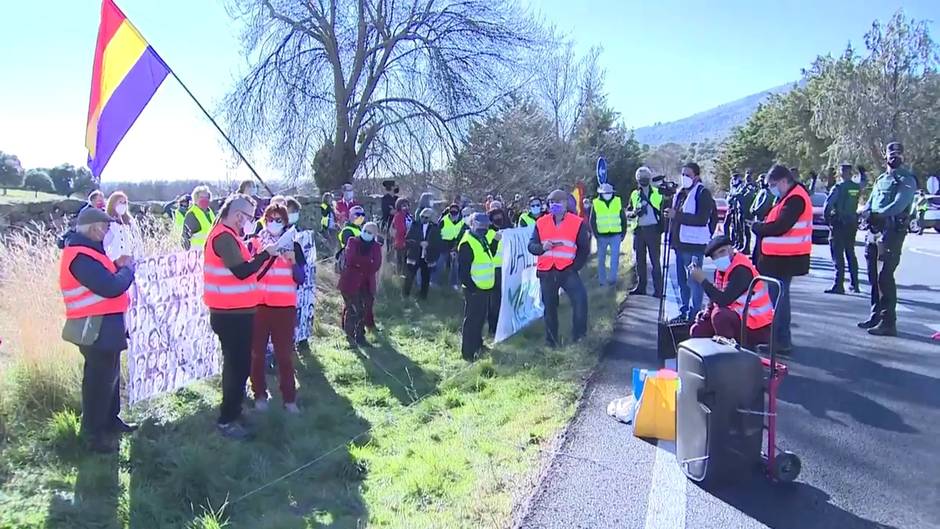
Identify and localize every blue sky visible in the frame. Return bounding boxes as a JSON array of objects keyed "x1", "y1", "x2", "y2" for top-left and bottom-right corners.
[{"x1": 0, "y1": 0, "x2": 936, "y2": 182}]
